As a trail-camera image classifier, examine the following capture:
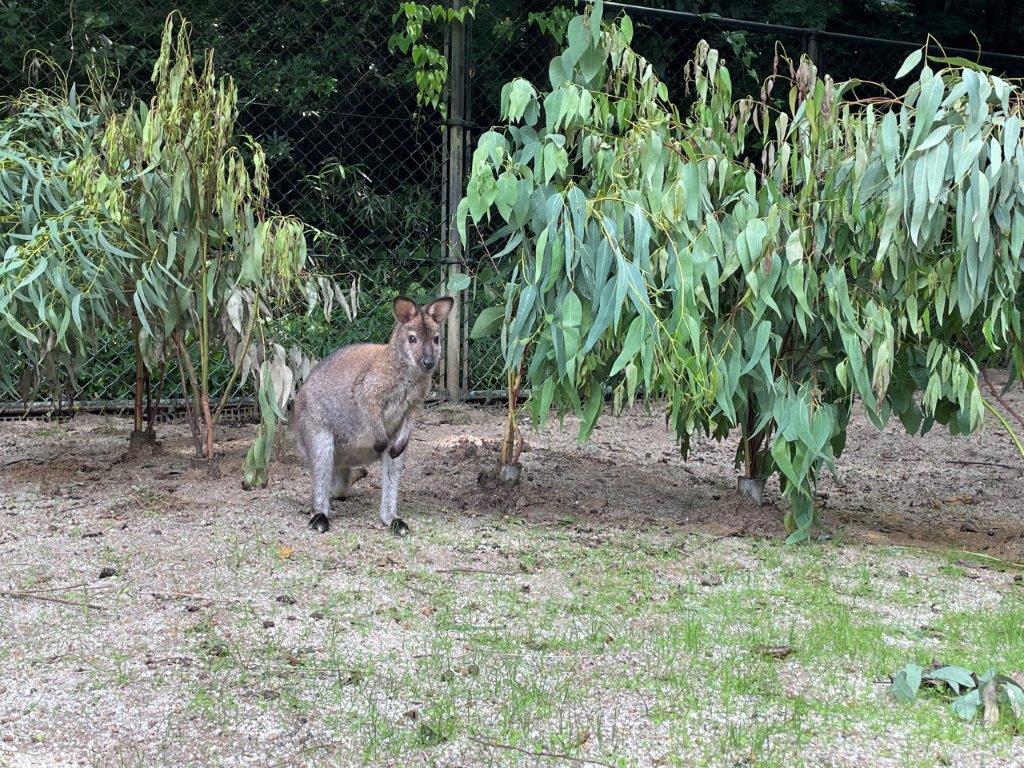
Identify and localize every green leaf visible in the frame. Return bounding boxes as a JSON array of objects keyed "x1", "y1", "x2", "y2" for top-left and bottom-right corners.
[
  {"x1": 895, "y1": 48, "x2": 923, "y2": 79},
  {"x1": 892, "y1": 664, "x2": 924, "y2": 703},
  {"x1": 951, "y1": 689, "x2": 981, "y2": 721},
  {"x1": 447, "y1": 272, "x2": 471, "y2": 292},
  {"x1": 561, "y1": 290, "x2": 582, "y2": 328},
  {"x1": 610, "y1": 315, "x2": 644, "y2": 376},
  {"x1": 619, "y1": 14, "x2": 633, "y2": 44},
  {"x1": 578, "y1": 379, "x2": 604, "y2": 440},
  {"x1": 470, "y1": 306, "x2": 504, "y2": 339},
  {"x1": 925, "y1": 666, "x2": 976, "y2": 696}
]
